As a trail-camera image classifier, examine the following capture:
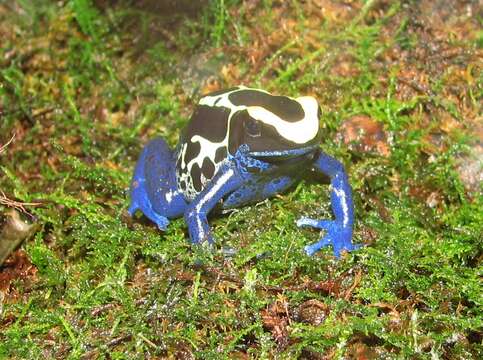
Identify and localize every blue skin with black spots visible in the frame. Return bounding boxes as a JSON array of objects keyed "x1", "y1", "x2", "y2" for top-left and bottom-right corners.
[{"x1": 128, "y1": 88, "x2": 361, "y2": 257}]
